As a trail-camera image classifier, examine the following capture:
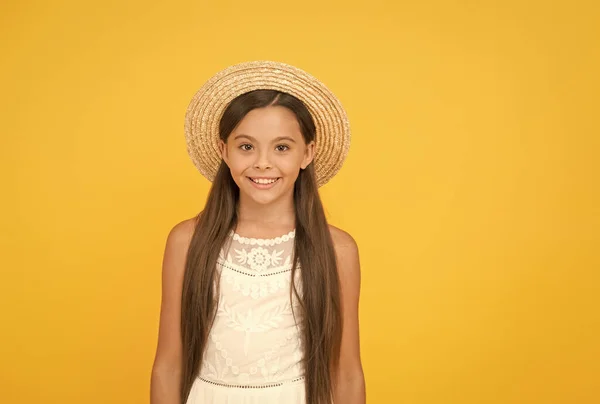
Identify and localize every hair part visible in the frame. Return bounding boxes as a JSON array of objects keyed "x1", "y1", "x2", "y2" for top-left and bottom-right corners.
[{"x1": 180, "y1": 90, "x2": 342, "y2": 404}]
